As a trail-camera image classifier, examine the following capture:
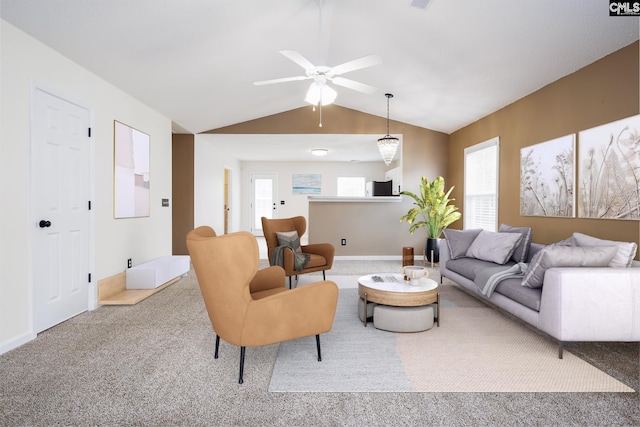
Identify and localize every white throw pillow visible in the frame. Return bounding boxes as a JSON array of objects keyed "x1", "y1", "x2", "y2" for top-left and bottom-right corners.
[
  {"x1": 521, "y1": 244, "x2": 618, "y2": 288},
  {"x1": 465, "y1": 230, "x2": 523, "y2": 265},
  {"x1": 572, "y1": 232, "x2": 637, "y2": 267}
]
